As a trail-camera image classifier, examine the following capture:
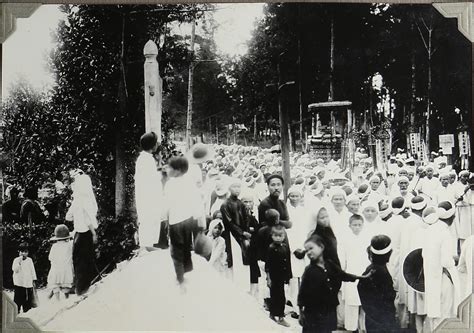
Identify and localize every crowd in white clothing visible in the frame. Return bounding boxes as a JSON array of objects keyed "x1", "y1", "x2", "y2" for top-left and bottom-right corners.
[{"x1": 135, "y1": 139, "x2": 474, "y2": 332}]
